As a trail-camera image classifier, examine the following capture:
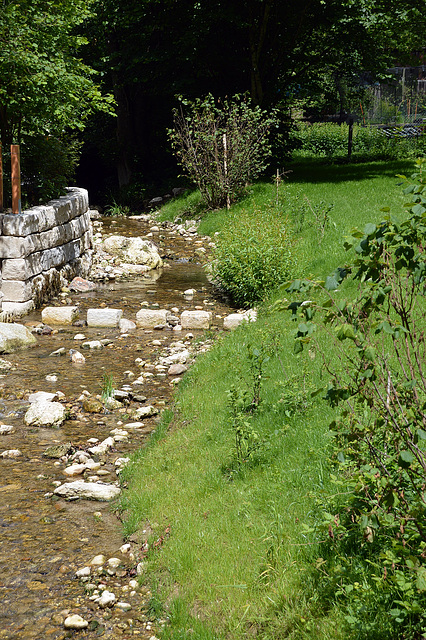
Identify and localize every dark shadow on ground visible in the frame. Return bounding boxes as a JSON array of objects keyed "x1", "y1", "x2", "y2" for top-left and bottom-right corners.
[{"x1": 286, "y1": 158, "x2": 414, "y2": 184}]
